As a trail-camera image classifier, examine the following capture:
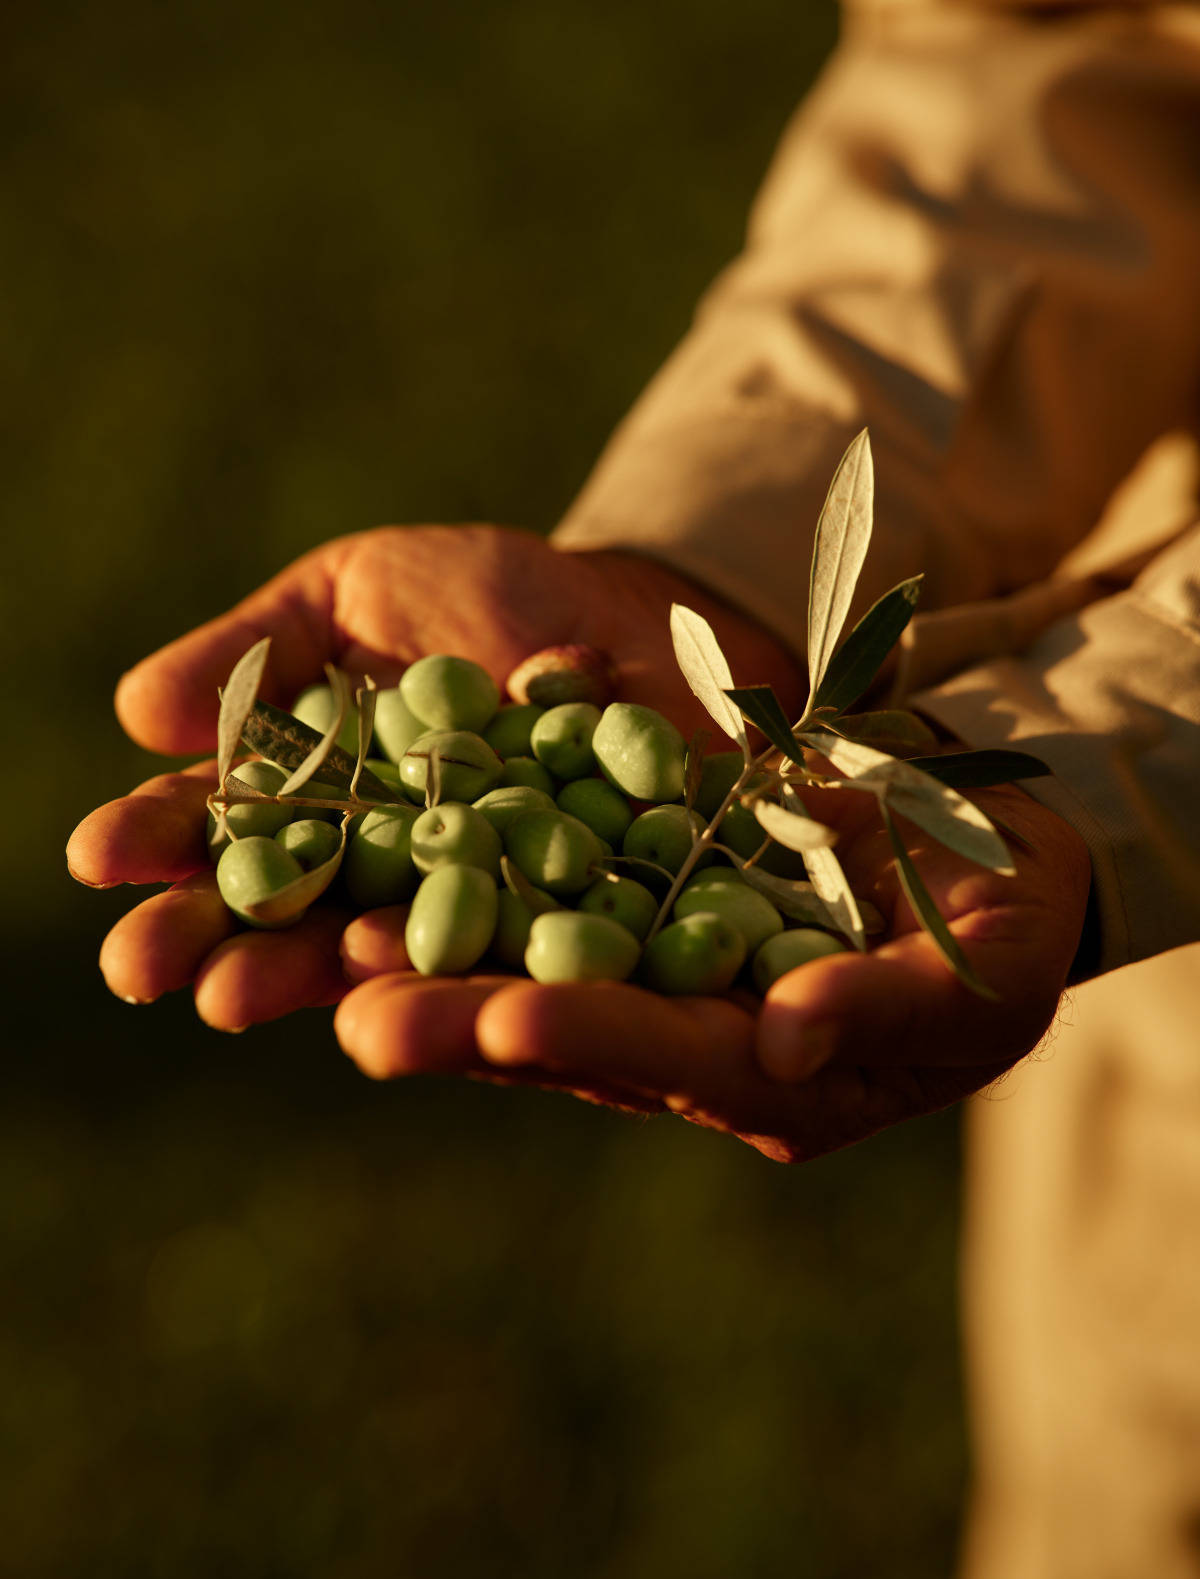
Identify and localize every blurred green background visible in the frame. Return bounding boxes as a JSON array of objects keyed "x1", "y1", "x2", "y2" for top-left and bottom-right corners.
[{"x1": 7, "y1": 2, "x2": 970, "y2": 1574}]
